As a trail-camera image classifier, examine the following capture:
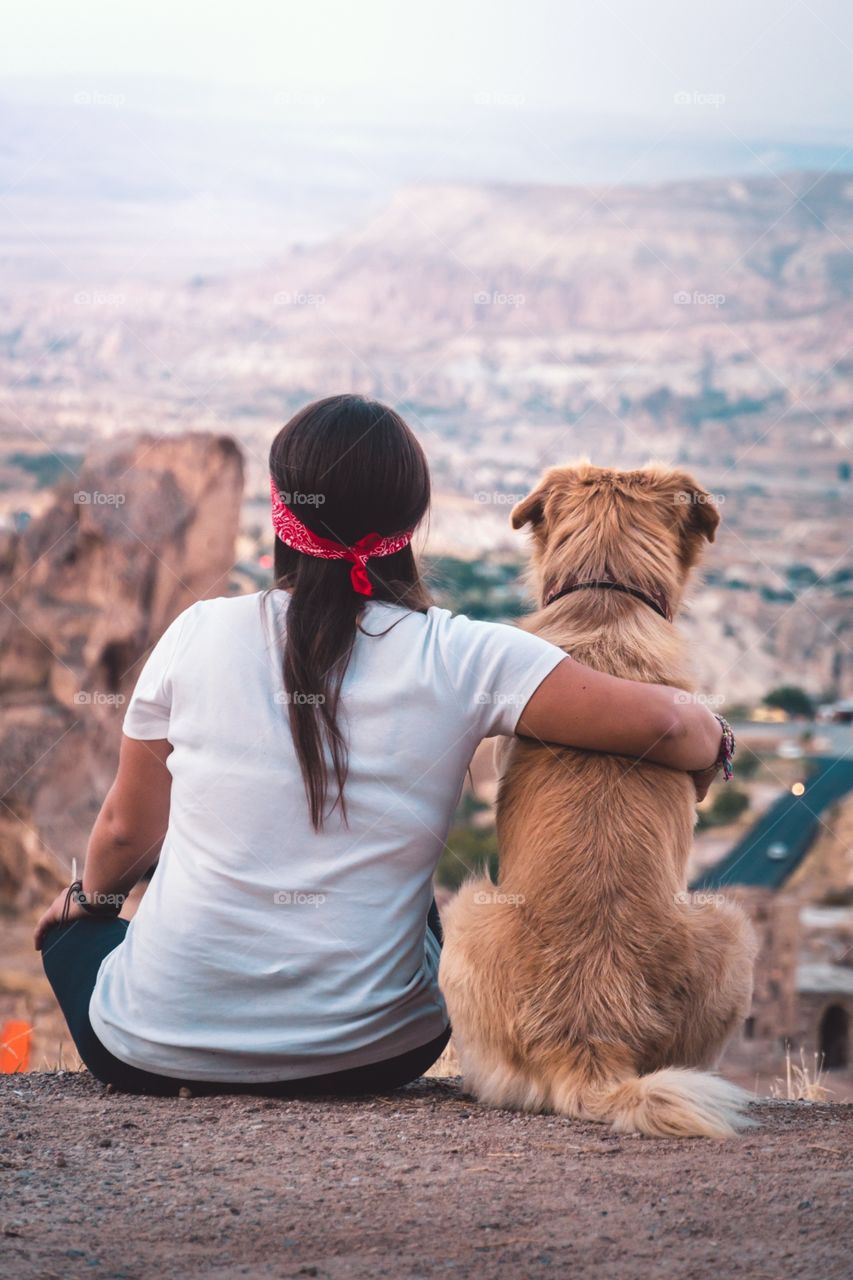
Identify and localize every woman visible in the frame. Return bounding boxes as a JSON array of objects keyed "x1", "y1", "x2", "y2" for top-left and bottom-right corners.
[{"x1": 35, "y1": 395, "x2": 726, "y2": 1096}]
